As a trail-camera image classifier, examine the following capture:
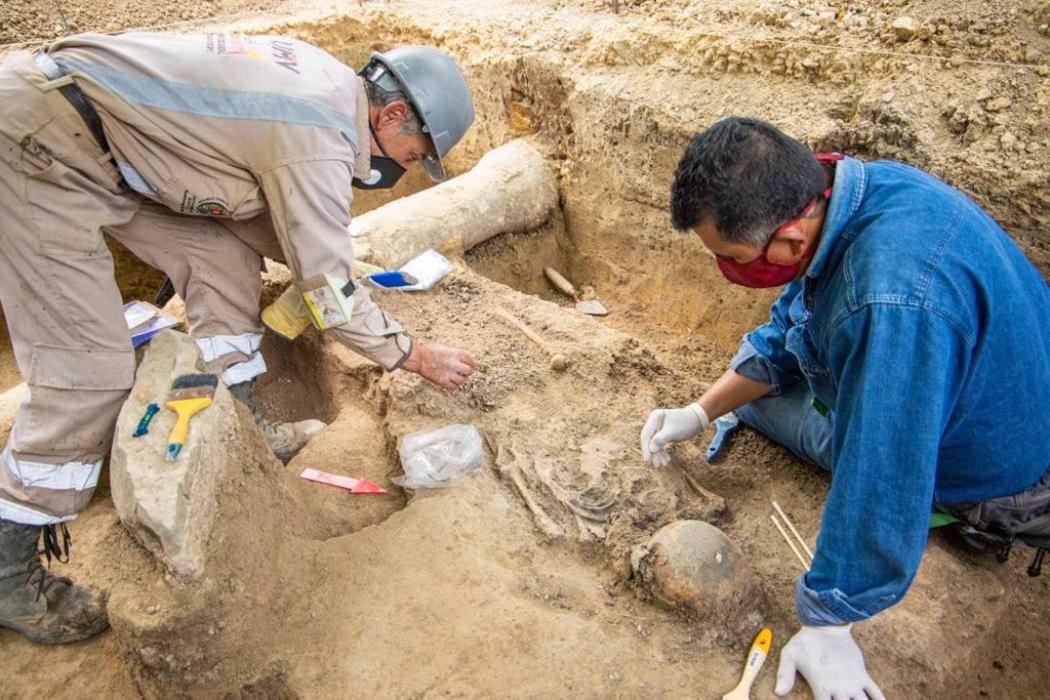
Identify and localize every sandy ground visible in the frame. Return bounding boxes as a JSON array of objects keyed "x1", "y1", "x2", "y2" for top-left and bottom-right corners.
[
  {"x1": 4, "y1": 266, "x2": 1049, "y2": 699},
  {"x1": 1, "y1": 0, "x2": 1048, "y2": 698},
  {"x1": 1, "y1": 0, "x2": 289, "y2": 45}
]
